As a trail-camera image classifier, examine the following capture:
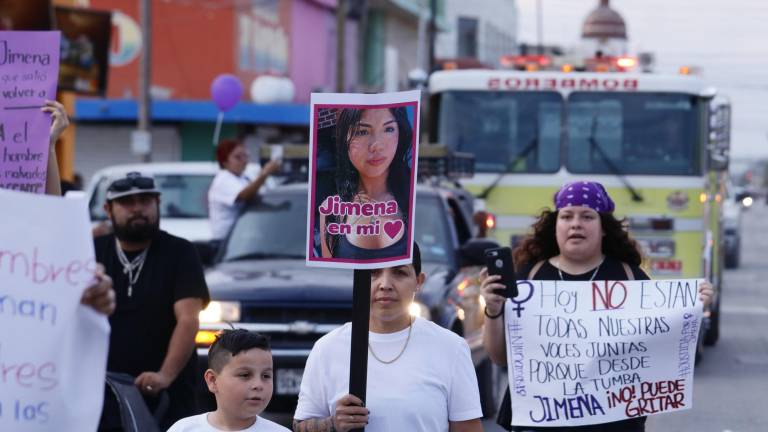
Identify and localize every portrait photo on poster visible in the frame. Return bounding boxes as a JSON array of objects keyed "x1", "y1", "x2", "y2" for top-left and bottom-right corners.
[{"x1": 305, "y1": 91, "x2": 420, "y2": 269}]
